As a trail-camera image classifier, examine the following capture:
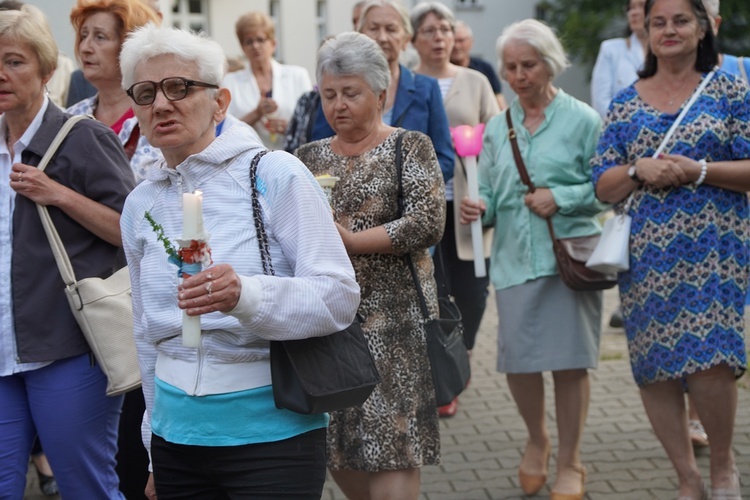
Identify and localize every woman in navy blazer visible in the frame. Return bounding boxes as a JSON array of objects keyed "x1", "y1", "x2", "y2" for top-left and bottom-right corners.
[{"x1": 308, "y1": 0, "x2": 454, "y2": 183}]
